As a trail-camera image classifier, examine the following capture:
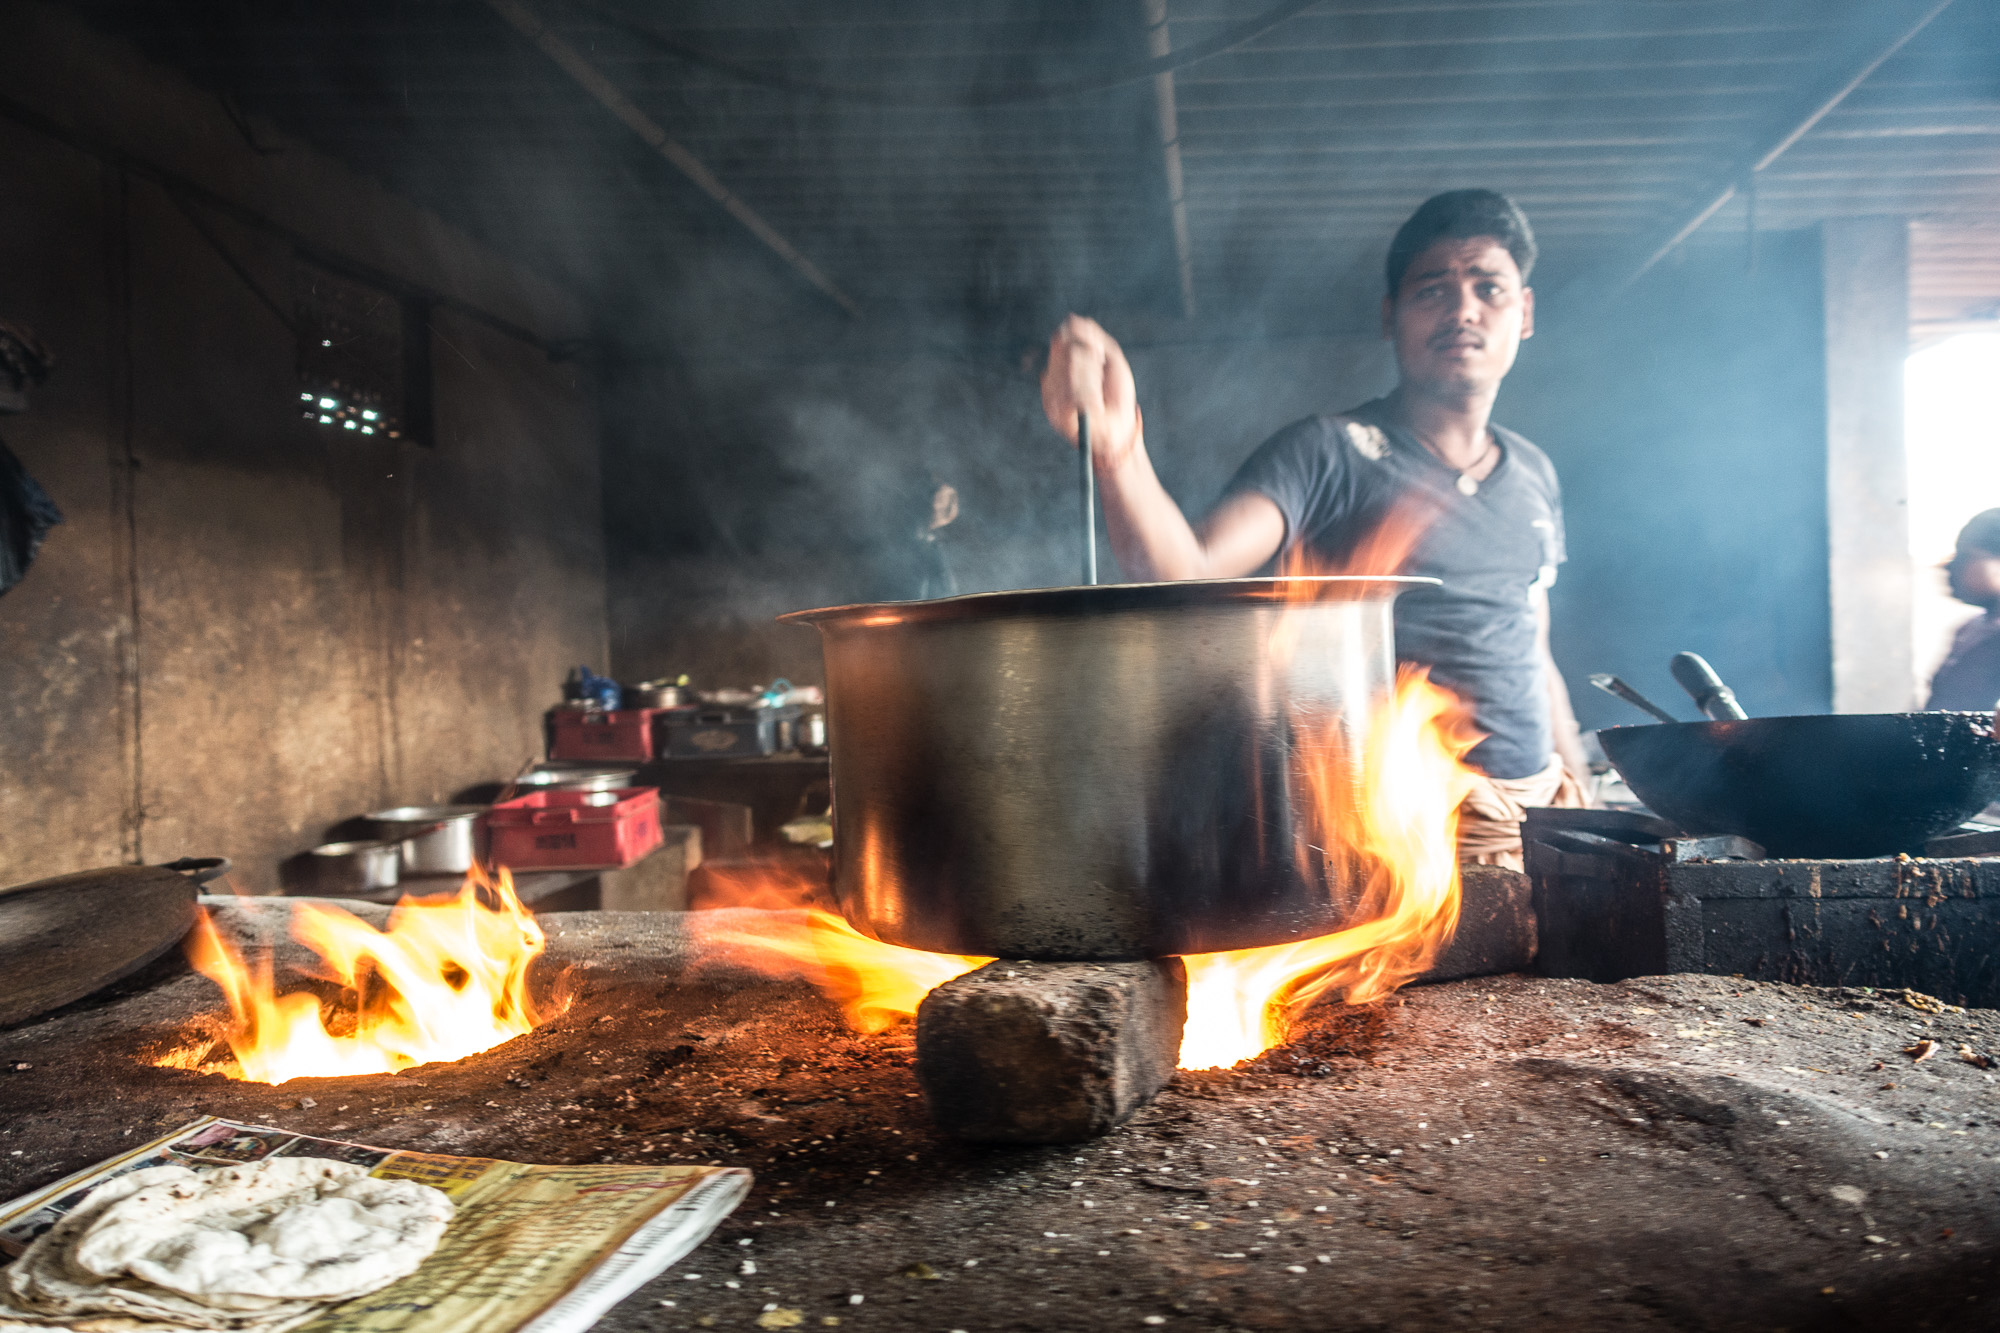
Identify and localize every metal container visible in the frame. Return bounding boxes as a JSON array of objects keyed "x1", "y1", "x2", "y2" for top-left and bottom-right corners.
[
  {"x1": 308, "y1": 840, "x2": 402, "y2": 895},
  {"x1": 365, "y1": 805, "x2": 487, "y2": 875},
  {"x1": 779, "y1": 575, "x2": 1434, "y2": 960},
  {"x1": 514, "y1": 765, "x2": 638, "y2": 794},
  {"x1": 624, "y1": 680, "x2": 690, "y2": 709}
]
